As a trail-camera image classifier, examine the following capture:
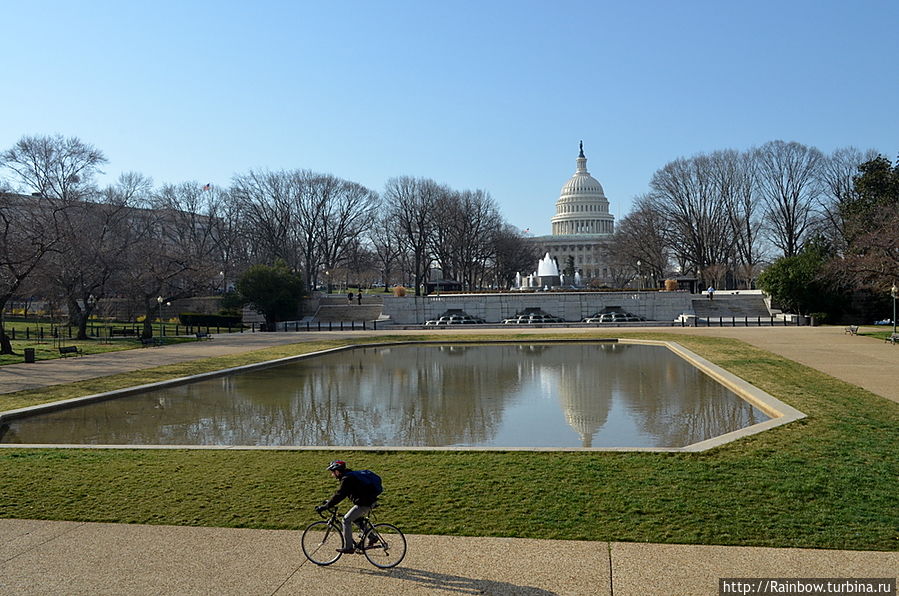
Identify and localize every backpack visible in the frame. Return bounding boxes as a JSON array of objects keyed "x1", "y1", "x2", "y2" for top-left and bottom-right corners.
[{"x1": 350, "y1": 469, "x2": 383, "y2": 499}]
